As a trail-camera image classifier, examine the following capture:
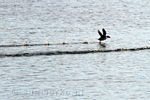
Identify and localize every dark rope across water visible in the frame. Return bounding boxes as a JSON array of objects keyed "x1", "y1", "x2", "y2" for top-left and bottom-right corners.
[
  {"x1": 0, "y1": 41, "x2": 90, "y2": 48},
  {"x1": 0, "y1": 46, "x2": 150, "y2": 57}
]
